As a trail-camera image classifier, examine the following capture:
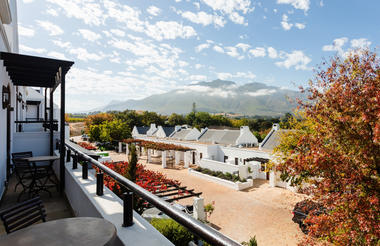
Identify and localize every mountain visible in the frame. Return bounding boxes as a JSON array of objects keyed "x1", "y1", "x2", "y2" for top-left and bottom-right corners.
[{"x1": 95, "y1": 80, "x2": 301, "y2": 116}]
